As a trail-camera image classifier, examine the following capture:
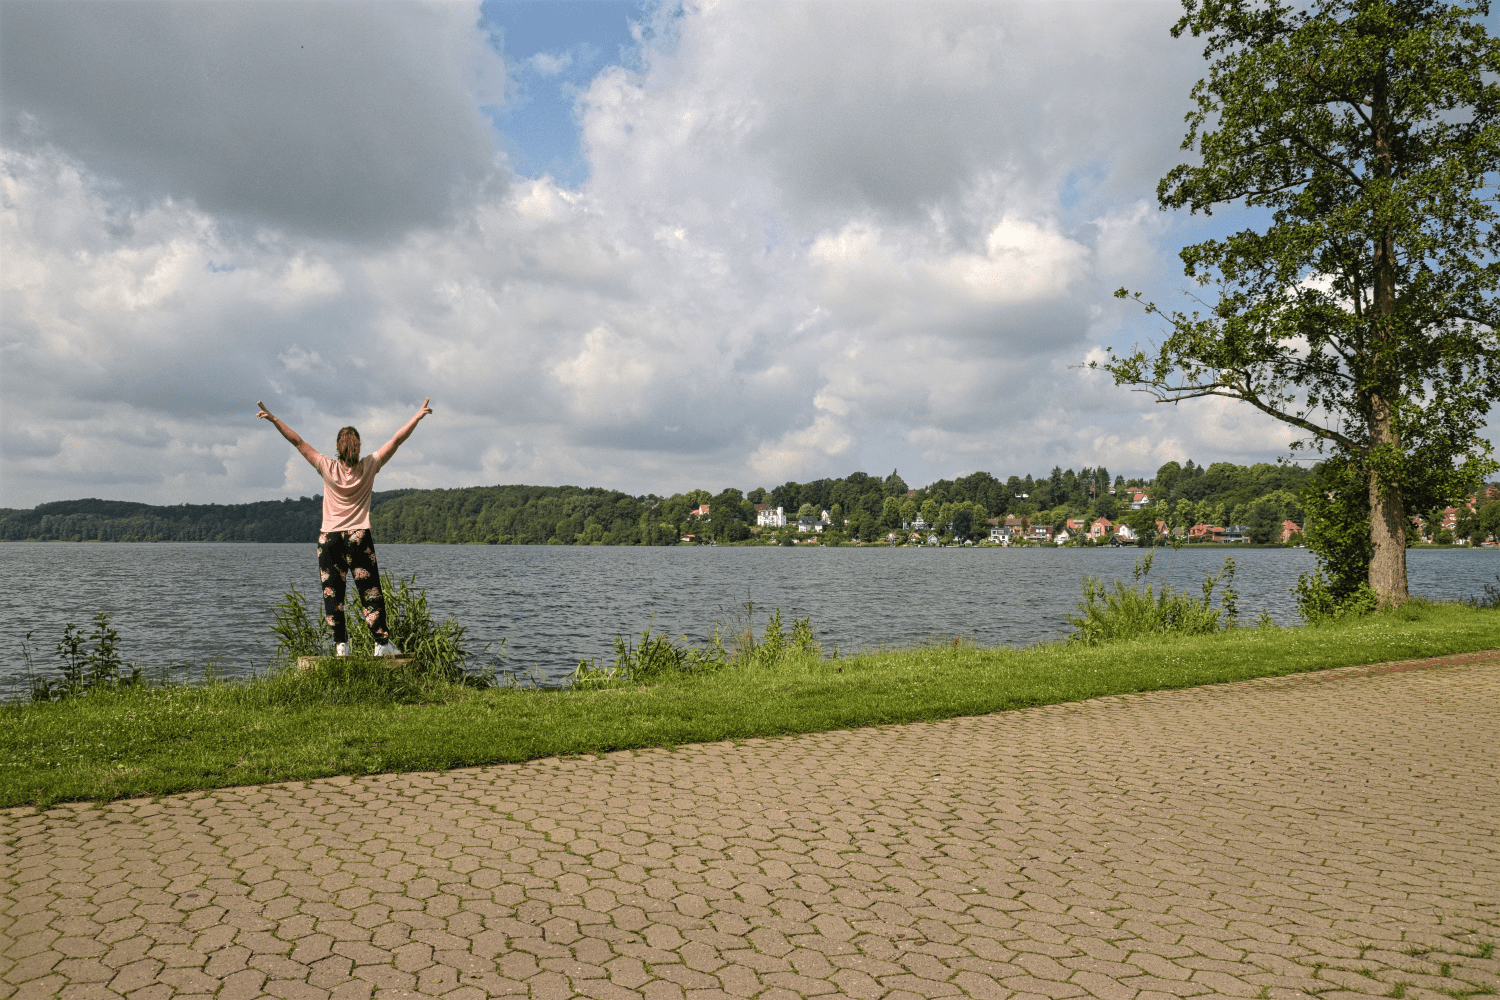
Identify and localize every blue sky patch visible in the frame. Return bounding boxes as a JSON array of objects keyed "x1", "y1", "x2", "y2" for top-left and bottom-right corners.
[{"x1": 481, "y1": 0, "x2": 645, "y2": 187}]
